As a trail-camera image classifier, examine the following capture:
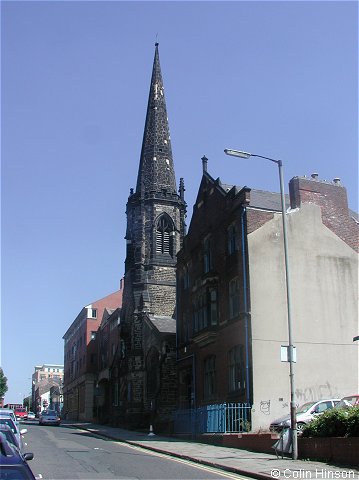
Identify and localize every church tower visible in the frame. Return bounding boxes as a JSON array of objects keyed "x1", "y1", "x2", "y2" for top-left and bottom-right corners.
[{"x1": 120, "y1": 44, "x2": 186, "y2": 428}]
